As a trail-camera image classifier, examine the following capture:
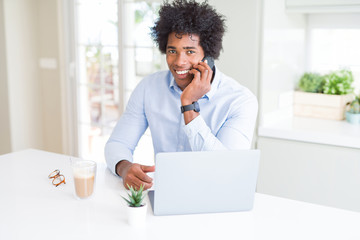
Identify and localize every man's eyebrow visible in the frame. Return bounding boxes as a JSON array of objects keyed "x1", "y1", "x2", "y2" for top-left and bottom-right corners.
[{"x1": 166, "y1": 46, "x2": 198, "y2": 50}]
